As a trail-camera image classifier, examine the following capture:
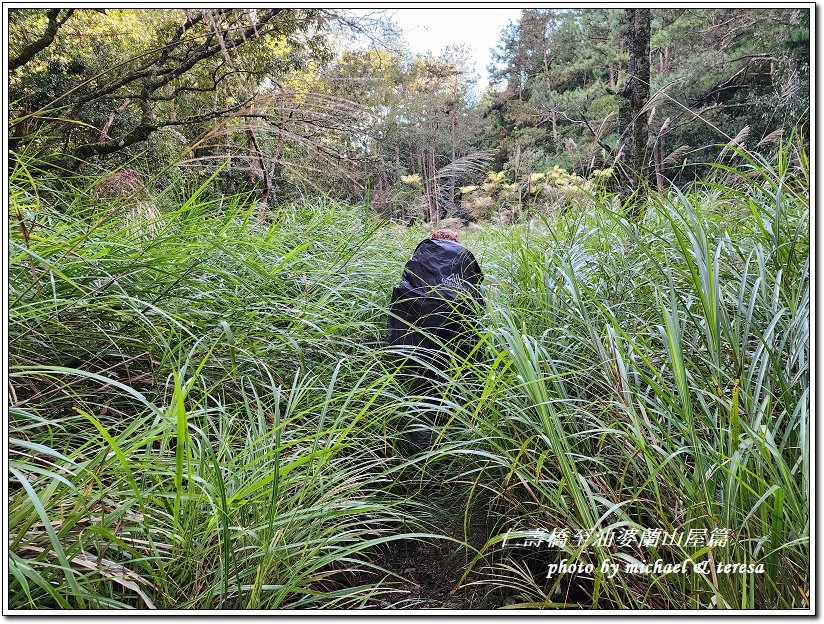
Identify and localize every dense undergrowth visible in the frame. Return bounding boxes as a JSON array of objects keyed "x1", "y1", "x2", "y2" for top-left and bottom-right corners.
[{"x1": 7, "y1": 146, "x2": 809, "y2": 609}]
